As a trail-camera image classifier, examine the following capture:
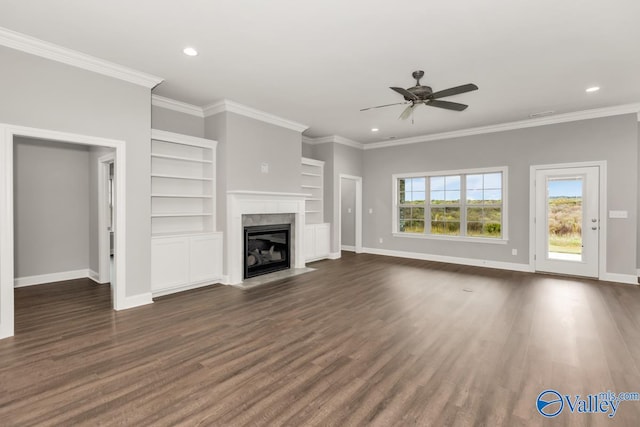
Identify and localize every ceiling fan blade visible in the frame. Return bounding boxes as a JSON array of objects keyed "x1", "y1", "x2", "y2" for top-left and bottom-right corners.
[
  {"x1": 390, "y1": 86, "x2": 419, "y2": 101},
  {"x1": 425, "y1": 100, "x2": 468, "y2": 111},
  {"x1": 360, "y1": 102, "x2": 407, "y2": 111},
  {"x1": 430, "y1": 83, "x2": 478, "y2": 100},
  {"x1": 399, "y1": 104, "x2": 416, "y2": 120}
]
